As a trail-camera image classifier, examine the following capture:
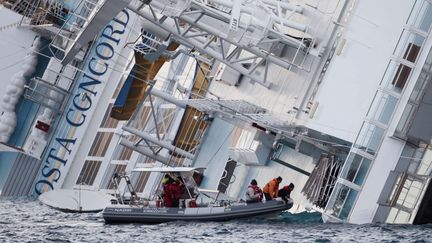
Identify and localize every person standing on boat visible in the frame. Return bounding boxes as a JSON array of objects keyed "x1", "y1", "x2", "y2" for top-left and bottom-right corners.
[
  {"x1": 263, "y1": 176, "x2": 282, "y2": 201},
  {"x1": 162, "y1": 176, "x2": 175, "y2": 207},
  {"x1": 162, "y1": 175, "x2": 183, "y2": 207},
  {"x1": 278, "y1": 183, "x2": 295, "y2": 202},
  {"x1": 162, "y1": 174, "x2": 172, "y2": 185},
  {"x1": 246, "y1": 179, "x2": 263, "y2": 203},
  {"x1": 171, "y1": 176, "x2": 185, "y2": 208}
]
